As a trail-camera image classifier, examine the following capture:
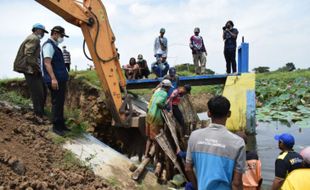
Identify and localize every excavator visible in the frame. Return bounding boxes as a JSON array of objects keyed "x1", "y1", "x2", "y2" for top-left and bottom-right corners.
[
  {"x1": 35, "y1": 0, "x2": 256, "y2": 183},
  {"x1": 35, "y1": 0, "x2": 146, "y2": 129}
]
